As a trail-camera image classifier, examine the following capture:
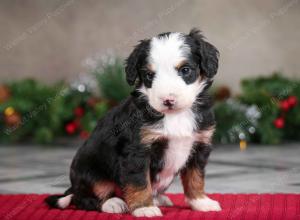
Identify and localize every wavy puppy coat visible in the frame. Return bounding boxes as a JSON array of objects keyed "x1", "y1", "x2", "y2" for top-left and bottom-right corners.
[{"x1": 45, "y1": 29, "x2": 221, "y2": 217}]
